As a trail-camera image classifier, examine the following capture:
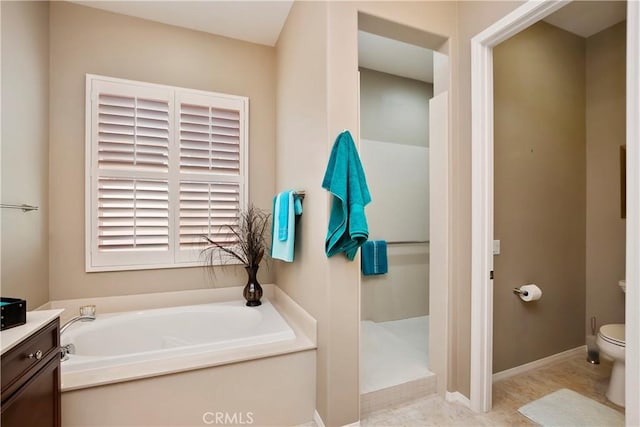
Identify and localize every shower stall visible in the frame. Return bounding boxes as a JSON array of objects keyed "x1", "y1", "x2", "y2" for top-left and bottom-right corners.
[{"x1": 358, "y1": 34, "x2": 433, "y2": 396}]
